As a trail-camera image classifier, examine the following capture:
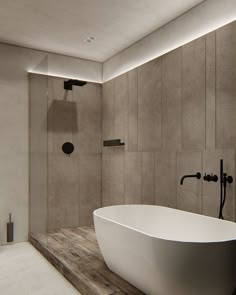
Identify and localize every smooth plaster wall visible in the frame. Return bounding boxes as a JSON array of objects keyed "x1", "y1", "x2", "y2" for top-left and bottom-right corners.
[
  {"x1": 29, "y1": 73, "x2": 48, "y2": 244},
  {"x1": 0, "y1": 43, "x2": 102, "y2": 245},
  {"x1": 103, "y1": 0, "x2": 236, "y2": 82},
  {"x1": 102, "y1": 20, "x2": 236, "y2": 222}
]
